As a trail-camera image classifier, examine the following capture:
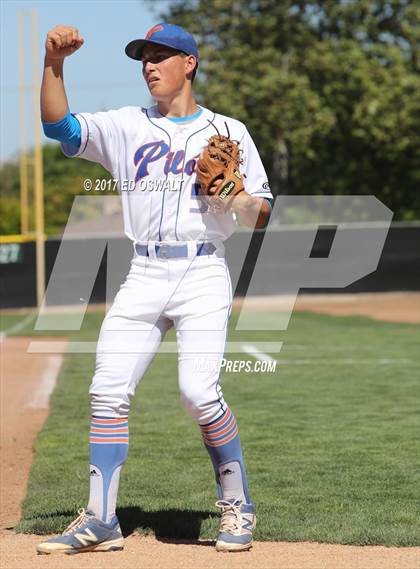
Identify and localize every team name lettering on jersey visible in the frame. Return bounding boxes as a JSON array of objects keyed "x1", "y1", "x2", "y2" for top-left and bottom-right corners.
[
  {"x1": 69, "y1": 106, "x2": 273, "y2": 241},
  {"x1": 134, "y1": 141, "x2": 198, "y2": 182}
]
